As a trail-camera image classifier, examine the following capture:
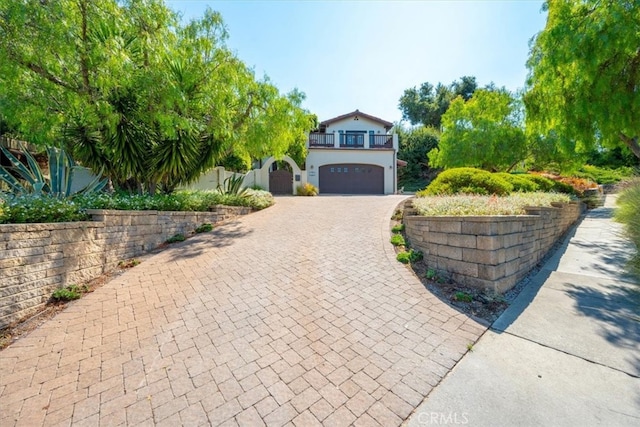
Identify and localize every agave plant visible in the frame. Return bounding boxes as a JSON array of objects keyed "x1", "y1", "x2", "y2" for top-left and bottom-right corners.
[
  {"x1": 0, "y1": 145, "x2": 107, "y2": 198},
  {"x1": 217, "y1": 174, "x2": 248, "y2": 196}
]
